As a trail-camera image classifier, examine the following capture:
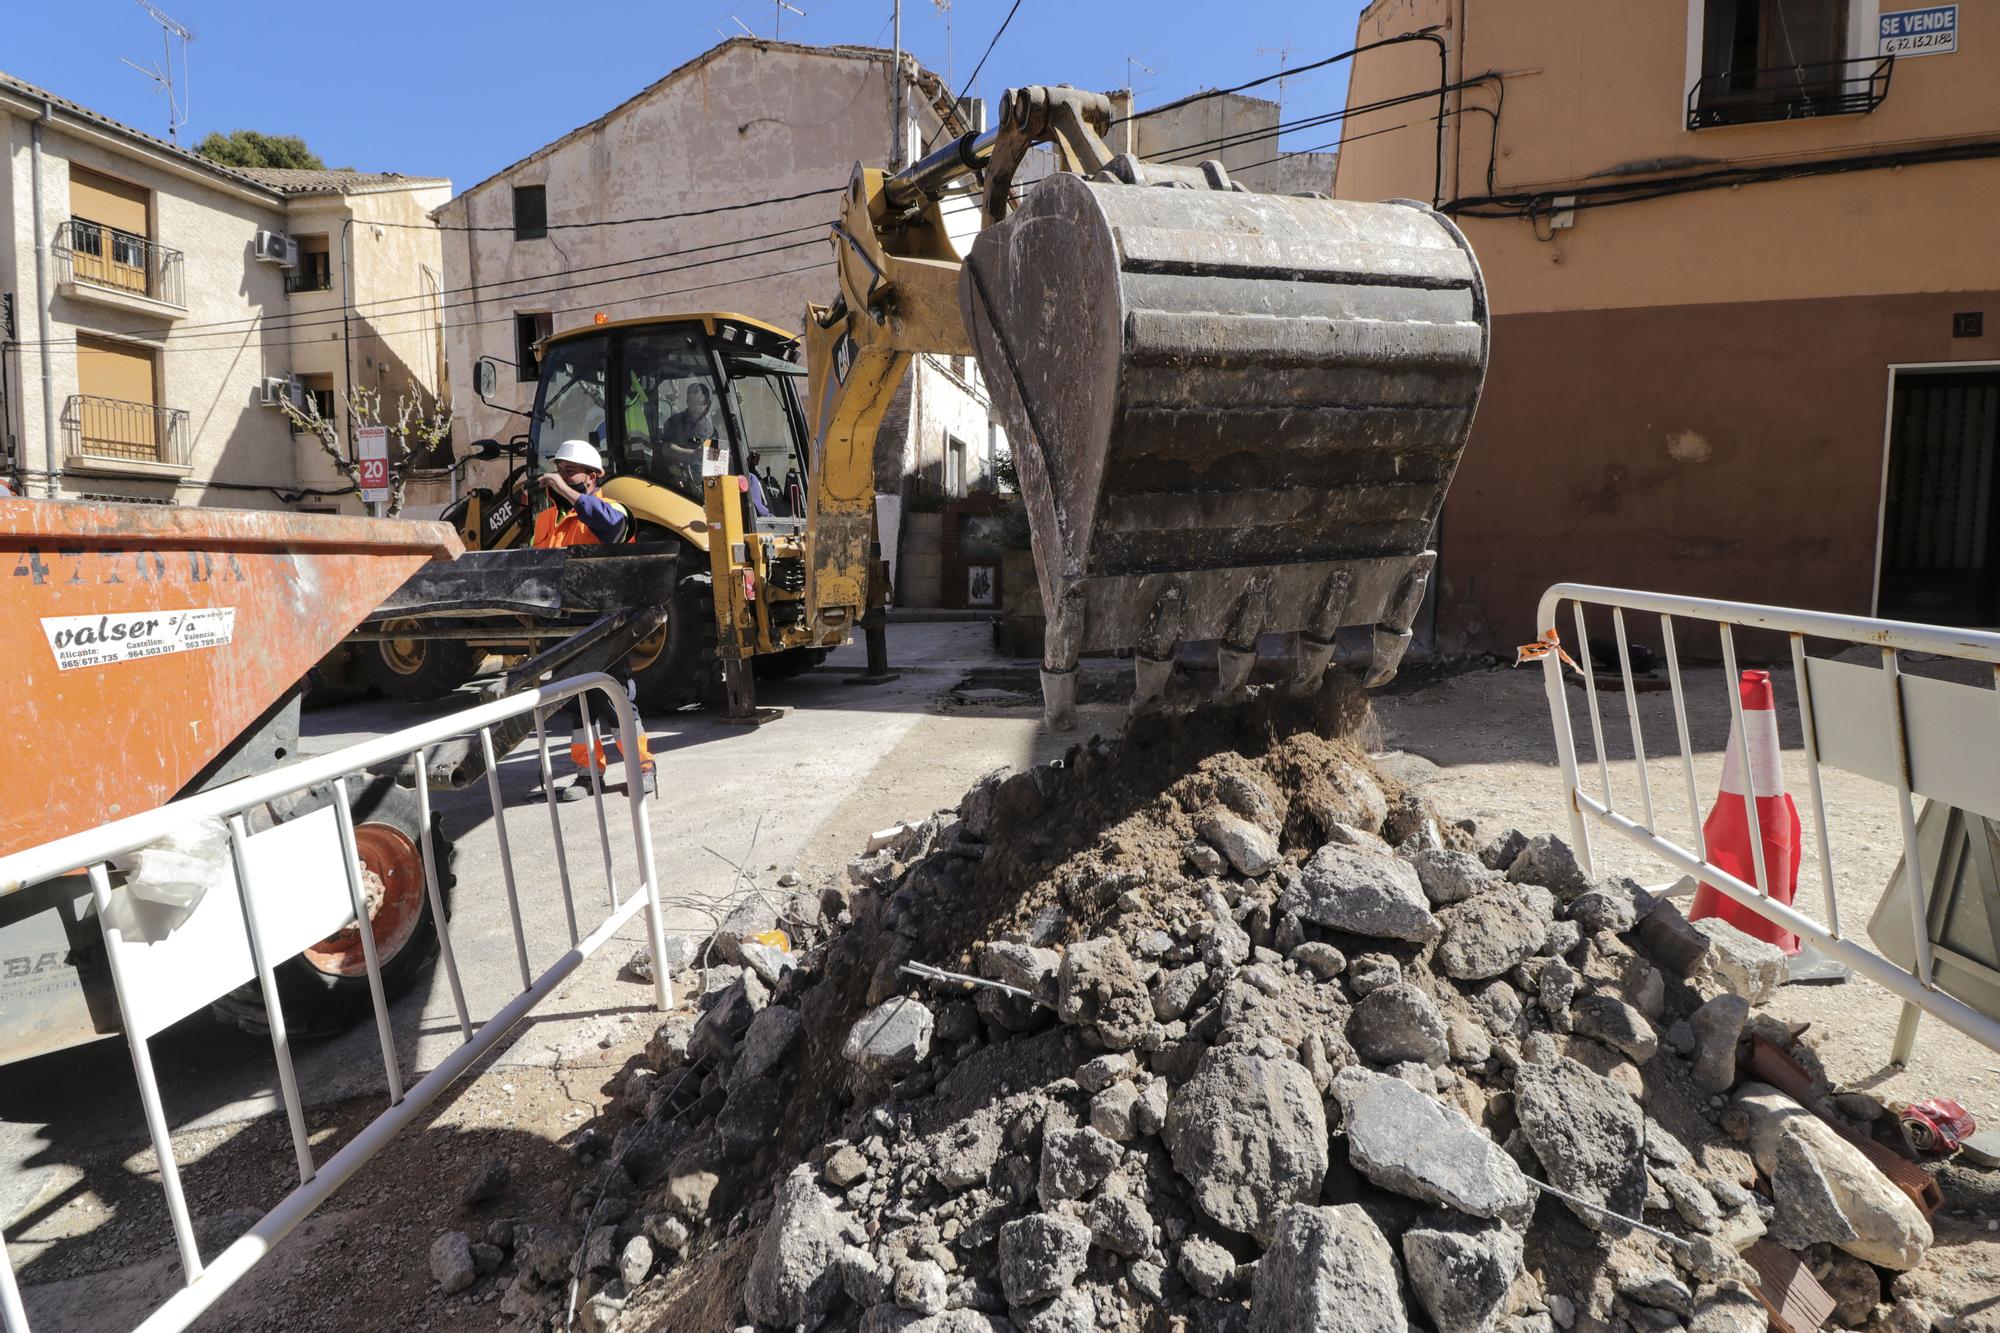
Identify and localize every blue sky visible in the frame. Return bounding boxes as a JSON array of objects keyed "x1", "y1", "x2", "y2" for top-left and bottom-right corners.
[{"x1": 5, "y1": 0, "x2": 1371, "y2": 194}]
